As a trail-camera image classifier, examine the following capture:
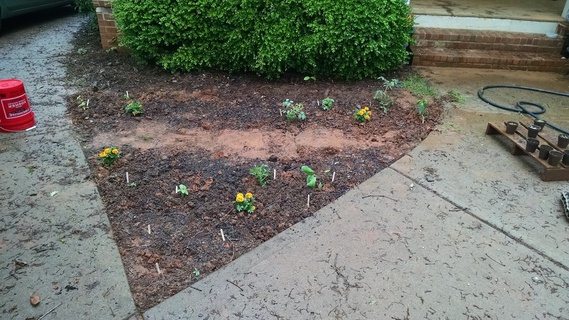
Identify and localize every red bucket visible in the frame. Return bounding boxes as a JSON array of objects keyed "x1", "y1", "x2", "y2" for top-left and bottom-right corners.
[{"x1": 0, "y1": 79, "x2": 36, "y2": 132}]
